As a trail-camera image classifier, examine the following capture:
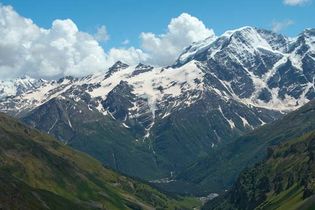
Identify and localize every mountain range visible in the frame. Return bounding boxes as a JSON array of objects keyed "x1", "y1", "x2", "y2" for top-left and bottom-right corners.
[{"x1": 0, "y1": 26, "x2": 315, "y2": 196}]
